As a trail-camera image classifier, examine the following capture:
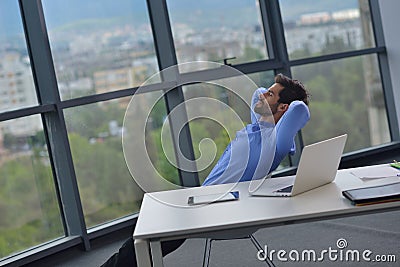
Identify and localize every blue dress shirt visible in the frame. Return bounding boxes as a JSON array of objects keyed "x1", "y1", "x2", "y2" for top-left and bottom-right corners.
[{"x1": 202, "y1": 88, "x2": 310, "y2": 186}]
